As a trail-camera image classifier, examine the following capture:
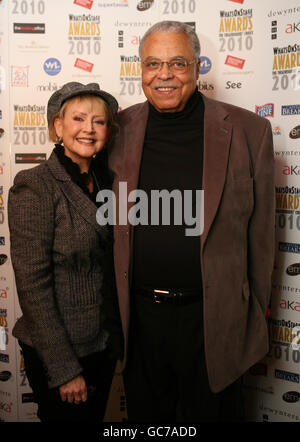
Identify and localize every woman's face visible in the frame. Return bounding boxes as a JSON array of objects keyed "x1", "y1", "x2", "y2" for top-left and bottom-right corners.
[{"x1": 54, "y1": 96, "x2": 109, "y2": 165}]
